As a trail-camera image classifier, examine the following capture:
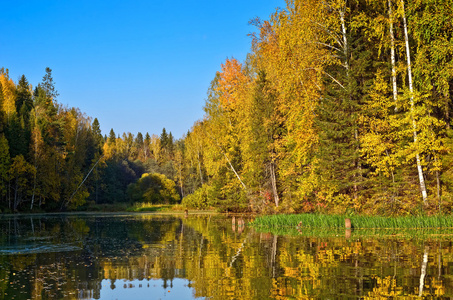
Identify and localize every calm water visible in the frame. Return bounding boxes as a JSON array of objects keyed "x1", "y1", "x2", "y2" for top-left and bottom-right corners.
[{"x1": 0, "y1": 213, "x2": 453, "y2": 299}]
